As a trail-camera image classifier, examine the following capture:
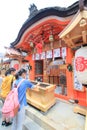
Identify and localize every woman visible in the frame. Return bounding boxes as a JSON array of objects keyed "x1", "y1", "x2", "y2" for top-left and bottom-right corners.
[
  {"x1": 11, "y1": 68, "x2": 36, "y2": 130},
  {"x1": 1, "y1": 68, "x2": 16, "y2": 126},
  {"x1": 1, "y1": 68, "x2": 16, "y2": 99}
]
